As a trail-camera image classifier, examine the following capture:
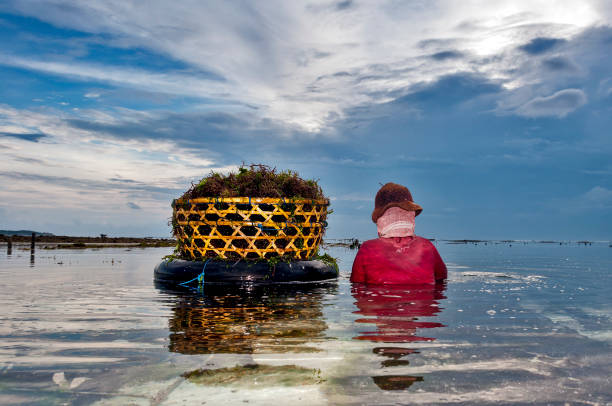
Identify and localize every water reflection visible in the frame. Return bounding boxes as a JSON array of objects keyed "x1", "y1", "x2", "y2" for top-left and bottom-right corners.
[
  {"x1": 351, "y1": 283, "x2": 446, "y2": 390},
  {"x1": 156, "y1": 282, "x2": 337, "y2": 354}
]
